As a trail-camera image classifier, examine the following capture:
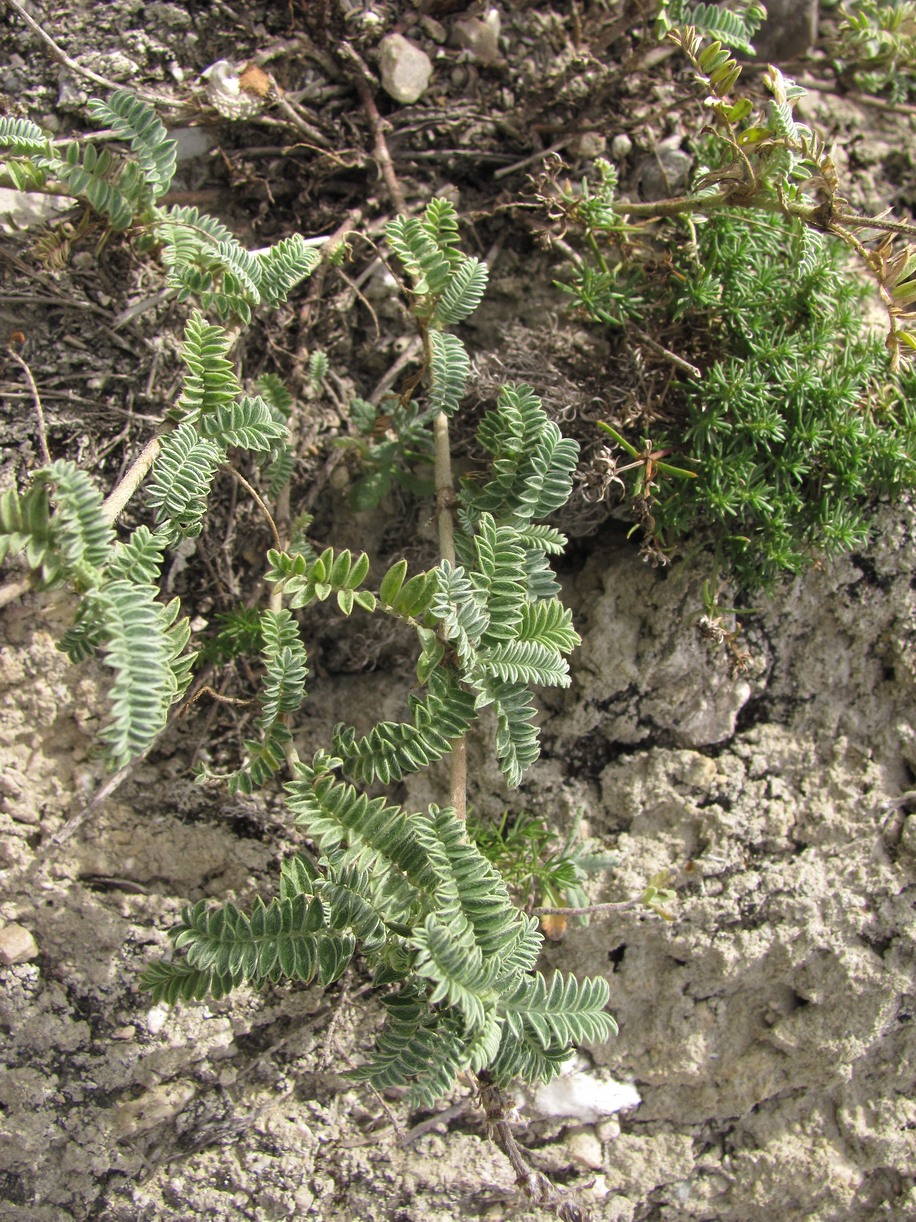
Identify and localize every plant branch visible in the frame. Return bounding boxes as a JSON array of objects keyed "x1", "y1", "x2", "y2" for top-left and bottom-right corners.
[
  {"x1": 433, "y1": 407, "x2": 466, "y2": 820},
  {"x1": 264, "y1": 75, "x2": 332, "y2": 149},
  {"x1": 300, "y1": 206, "x2": 365, "y2": 331},
  {"x1": 617, "y1": 189, "x2": 822, "y2": 225},
  {"x1": 337, "y1": 42, "x2": 407, "y2": 214},
  {"x1": 434, "y1": 412, "x2": 457, "y2": 567},
  {"x1": 0, "y1": 577, "x2": 32, "y2": 609},
  {"x1": 101, "y1": 436, "x2": 161, "y2": 523},
  {"x1": 181, "y1": 686, "x2": 257, "y2": 709},
  {"x1": 532, "y1": 899, "x2": 641, "y2": 916},
  {"x1": 630, "y1": 326, "x2": 701, "y2": 378},
  {"x1": 222, "y1": 464, "x2": 281, "y2": 551},
  {"x1": 833, "y1": 211, "x2": 916, "y2": 239},
  {"x1": 476, "y1": 1073, "x2": 592, "y2": 1222}
]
